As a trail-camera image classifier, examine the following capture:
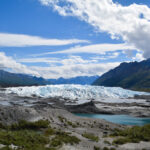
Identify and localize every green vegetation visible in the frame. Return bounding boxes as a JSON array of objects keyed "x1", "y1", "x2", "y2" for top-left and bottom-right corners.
[
  {"x1": 103, "y1": 147, "x2": 109, "y2": 150},
  {"x1": 10, "y1": 120, "x2": 50, "y2": 130},
  {"x1": 82, "y1": 133, "x2": 99, "y2": 142},
  {"x1": 103, "y1": 147, "x2": 116, "y2": 150},
  {"x1": 50, "y1": 131, "x2": 80, "y2": 147},
  {"x1": 94, "y1": 146, "x2": 100, "y2": 150},
  {"x1": 111, "y1": 124, "x2": 150, "y2": 145},
  {"x1": 0, "y1": 120, "x2": 50, "y2": 130},
  {"x1": 109, "y1": 148, "x2": 116, "y2": 150},
  {"x1": 0, "y1": 130, "x2": 49, "y2": 150},
  {"x1": 0, "y1": 120, "x2": 80, "y2": 150},
  {"x1": 58, "y1": 116, "x2": 78, "y2": 128},
  {"x1": 93, "y1": 147, "x2": 116, "y2": 150},
  {"x1": 0, "y1": 147, "x2": 13, "y2": 150},
  {"x1": 104, "y1": 140, "x2": 111, "y2": 145}
]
